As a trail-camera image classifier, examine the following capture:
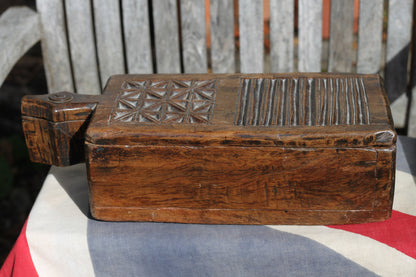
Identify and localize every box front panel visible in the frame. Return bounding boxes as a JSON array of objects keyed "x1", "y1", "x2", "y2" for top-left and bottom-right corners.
[{"x1": 87, "y1": 144, "x2": 380, "y2": 214}]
